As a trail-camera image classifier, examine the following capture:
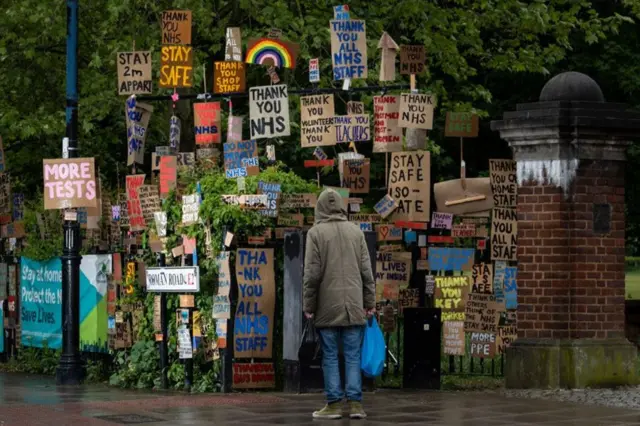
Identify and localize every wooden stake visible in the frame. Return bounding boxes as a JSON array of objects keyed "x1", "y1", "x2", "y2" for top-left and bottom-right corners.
[
  {"x1": 316, "y1": 169, "x2": 320, "y2": 187},
  {"x1": 460, "y1": 136, "x2": 466, "y2": 190},
  {"x1": 385, "y1": 152, "x2": 389, "y2": 188},
  {"x1": 410, "y1": 74, "x2": 416, "y2": 91}
]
